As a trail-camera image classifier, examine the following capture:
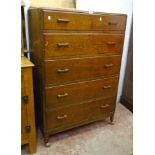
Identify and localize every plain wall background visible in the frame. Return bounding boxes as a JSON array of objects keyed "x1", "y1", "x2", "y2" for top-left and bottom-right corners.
[{"x1": 76, "y1": 0, "x2": 133, "y2": 102}]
